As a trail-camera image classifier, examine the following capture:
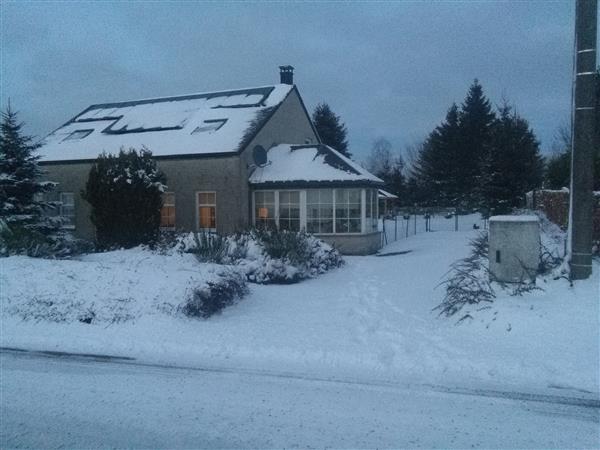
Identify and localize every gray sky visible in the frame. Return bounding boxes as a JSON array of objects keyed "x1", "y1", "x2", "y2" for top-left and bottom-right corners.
[{"x1": 1, "y1": 1, "x2": 584, "y2": 162}]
